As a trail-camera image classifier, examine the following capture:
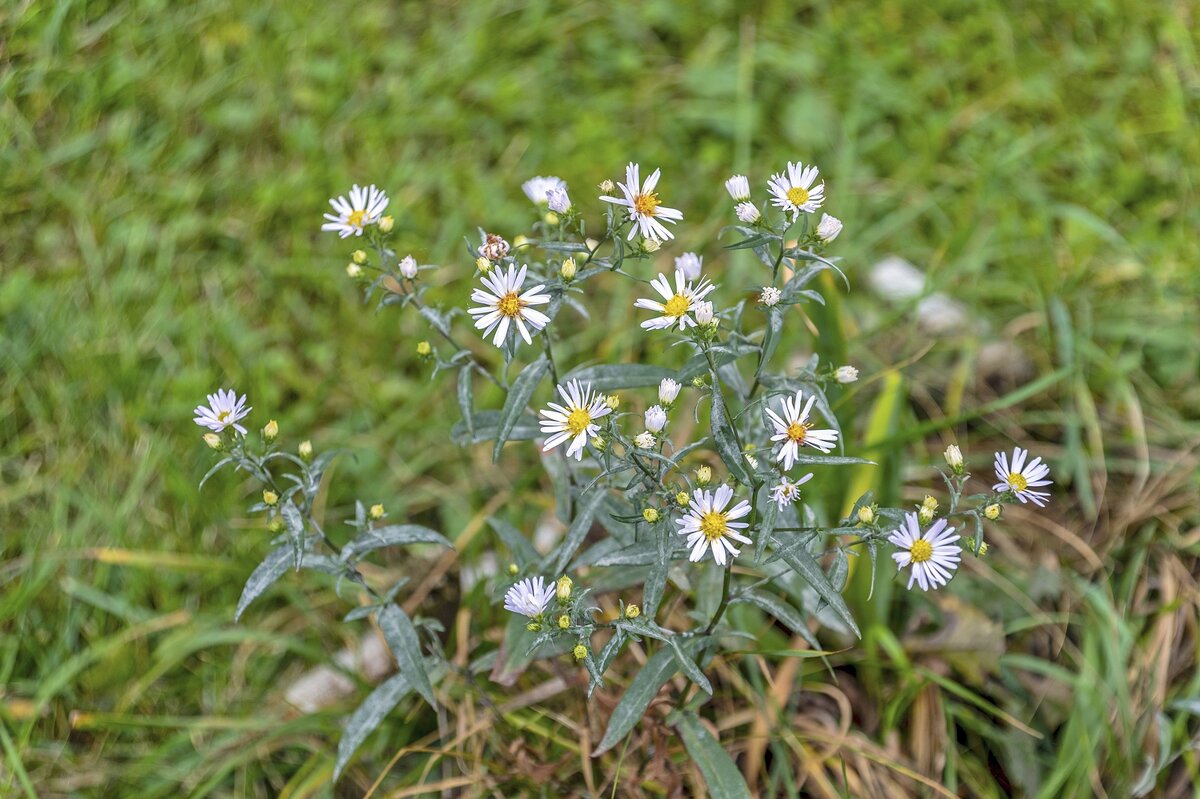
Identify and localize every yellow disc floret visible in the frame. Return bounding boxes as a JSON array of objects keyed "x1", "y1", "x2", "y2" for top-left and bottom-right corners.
[
  {"x1": 786, "y1": 186, "x2": 809, "y2": 207},
  {"x1": 699, "y1": 511, "x2": 728, "y2": 542},
  {"x1": 910, "y1": 539, "x2": 933, "y2": 563},
  {"x1": 633, "y1": 192, "x2": 661, "y2": 217}
]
